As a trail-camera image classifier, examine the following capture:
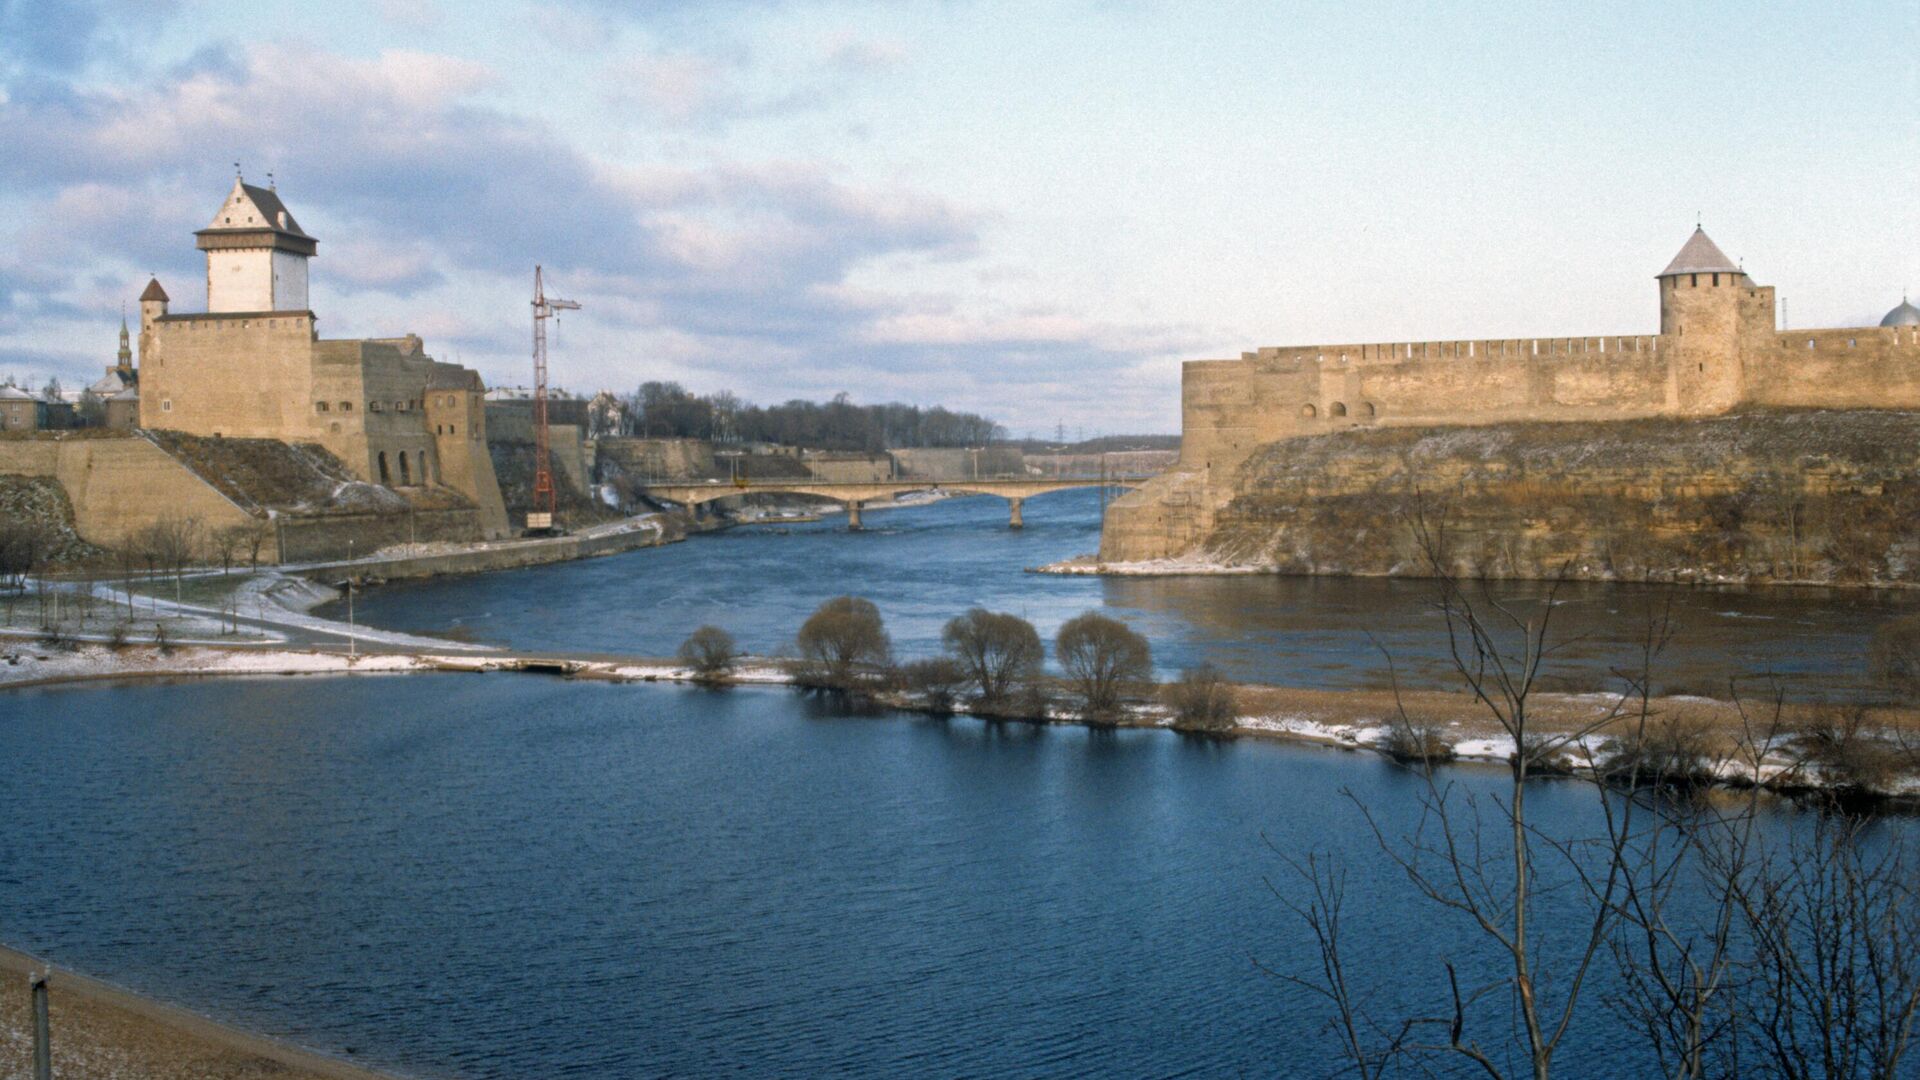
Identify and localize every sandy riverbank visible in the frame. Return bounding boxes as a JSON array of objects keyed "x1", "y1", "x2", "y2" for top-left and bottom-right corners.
[{"x1": 0, "y1": 945, "x2": 401, "y2": 1080}]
